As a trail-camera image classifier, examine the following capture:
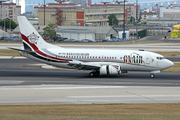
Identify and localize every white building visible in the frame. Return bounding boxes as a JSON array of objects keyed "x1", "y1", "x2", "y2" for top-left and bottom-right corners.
[
  {"x1": 13, "y1": 0, "x2": 25, "y2": 14},
  {"x1": 159, "y1": 7, "x2": 180, "y2": 18},
  {"x1": 141, "y1": 12, "x2": 158, "y2": 20}
]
